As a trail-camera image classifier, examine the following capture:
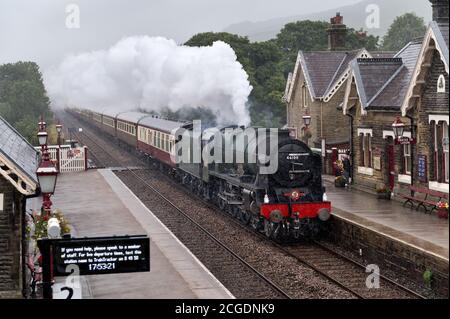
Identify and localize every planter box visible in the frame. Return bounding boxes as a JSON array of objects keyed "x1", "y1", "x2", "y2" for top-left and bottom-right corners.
[
  {"x1": 335, "y1": 180, "x2": 346, "y2": 188},
  {"x1": 377, "y1": 192, "x2": 391, "y2": 200},
  {"x1": 437, "y1": 209, "x2": 448, "y2": 220}
]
